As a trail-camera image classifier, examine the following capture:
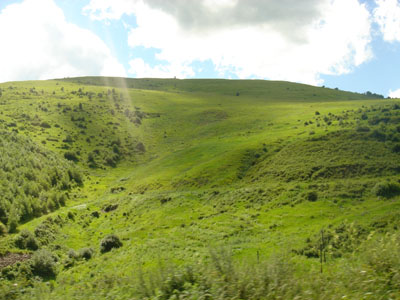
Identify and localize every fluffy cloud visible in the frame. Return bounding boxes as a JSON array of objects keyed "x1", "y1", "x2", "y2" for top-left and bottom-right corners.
[
  {"x1": 84, "y1": 0, "x2": 372, "y2": 84},
  {"x1": 84, "y1": 0, "x2": 323, "y2": 40},
  {"x1": 389, "y1": 88, "x2": 400, "y2": 98},
  {"x1": 374, "y1": 0, "x2": 400, "y2": 43},
  {"x1": 0, "y1": 0, "x2": 125, "y2": 83}
]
